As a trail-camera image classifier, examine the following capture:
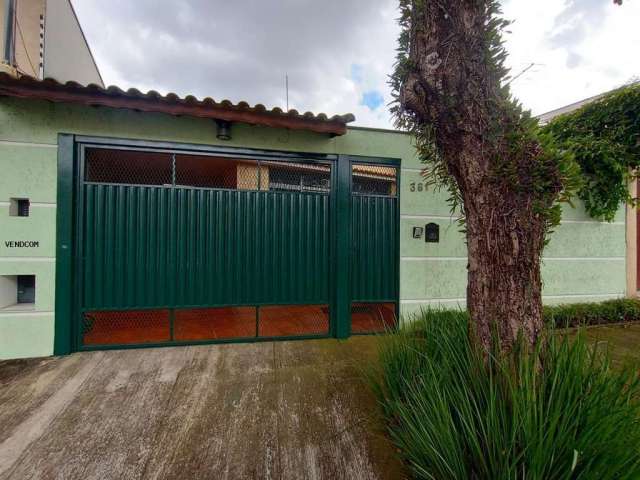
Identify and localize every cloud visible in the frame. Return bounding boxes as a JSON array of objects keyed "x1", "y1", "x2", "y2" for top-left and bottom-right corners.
[
  {"x1": 72, "y1": 0, "x2": 399, "y2": 127},
  {"x1": 548, "y1": 0, "x2": 609, "y2": 49},
  {"x1": 72, "y1": 0, "x2": 640, "y2": 128},
  {"x1": 566, "y1": 52, "x2": 583, "y2": 69},
  {"x1": 501, "y1": 0, "x2": 640, "y2": 115}
]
